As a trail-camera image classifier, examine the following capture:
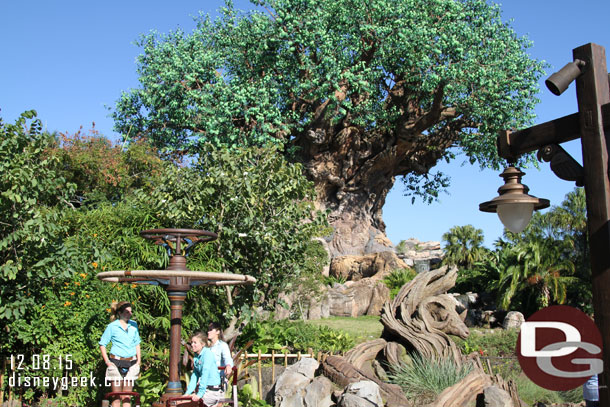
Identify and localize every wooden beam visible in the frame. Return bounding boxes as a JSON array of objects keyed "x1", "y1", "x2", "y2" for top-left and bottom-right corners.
[
  {"x1": 497, "y1": 102, "x2": 610, "y2": 160},
  {"x1": 574, "y1": 43, "x2": 610, "y2": 407}
]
